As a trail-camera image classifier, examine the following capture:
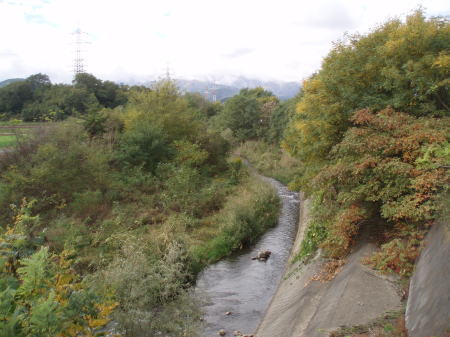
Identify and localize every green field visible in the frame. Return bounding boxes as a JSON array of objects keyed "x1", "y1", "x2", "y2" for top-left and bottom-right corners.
[
  {"x1": 0, "y1": 121, "x2": 46, "y2": 148},
  {"x1": 0, "y1": 135, "x2": 16, "y2": 148}
]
